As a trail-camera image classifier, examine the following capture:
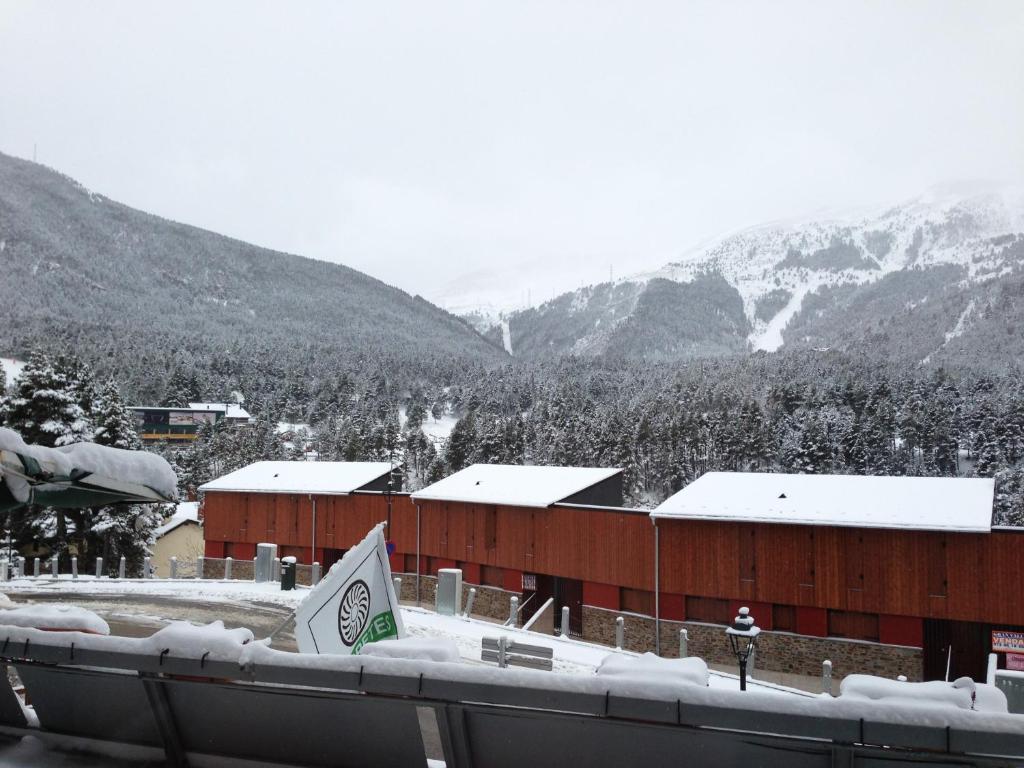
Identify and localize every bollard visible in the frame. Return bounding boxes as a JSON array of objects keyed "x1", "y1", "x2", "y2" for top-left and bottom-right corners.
[
  {"x1": 748, "y1": 645, "x2": 757, "y2": 678},
  {"x1": 498, "y1": 636, "x2": 509, "y2": 669},
  {"x1": 33, "y1": 557, "x2": 40, "y2": 577},
  {"x1": 560, "y1": 606, "x2": 570, "y2": 637},
  {"x1": 18, "y1": 558, "x2": 25, "y2": 578},
  {"x1": 822, "y1": 660, "x2": 833, "y2": 696},
  {"x1": 51, "y1": 557, "x2": 58, "y2": 578},
  {"x1": 0, "y1": 561, "x2": 7, "y2": 583},
  {"x1": 95, "y1": 557, "x2": 103, "y2": 579},
  {"x1": 393, "y1": 576, "x2": 402, "y2": 599},
  {"x1": 197, "y1": 556, "x2": 205, "y2": 579},
  {"x1": 71, "y1": 556, "x2": 78, "y2": 579},
  {"x1": 224, "y1": 556, "x2": 233, "y2": 580},
  {"x1": 464, "y1": 587, "x2": 476, "y2": 618},
  {"x1": 508, "y1": 595, "x2": 519, "y2": 626},
  {"x1": 272, "y1": 557, "x2": 281, "y2": 582},
  {"x1": 170, "y1": 556, "x2": 178, "y2": 579},
  {"x1": 615, "y1": 616, "x2": 625, "y2": 650},
  {"x1": 143, "y1": 556, "x2": 151, "y2": 578},
  {"x1": 312, "y1": 561, "x2": 321, "y2": 585},
  {"x1": 118, "y1": 555, "x2": 126, "y2": 579},
  {"x1": 679, "y1": 628, "x2": 689, "y2": 658}
]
